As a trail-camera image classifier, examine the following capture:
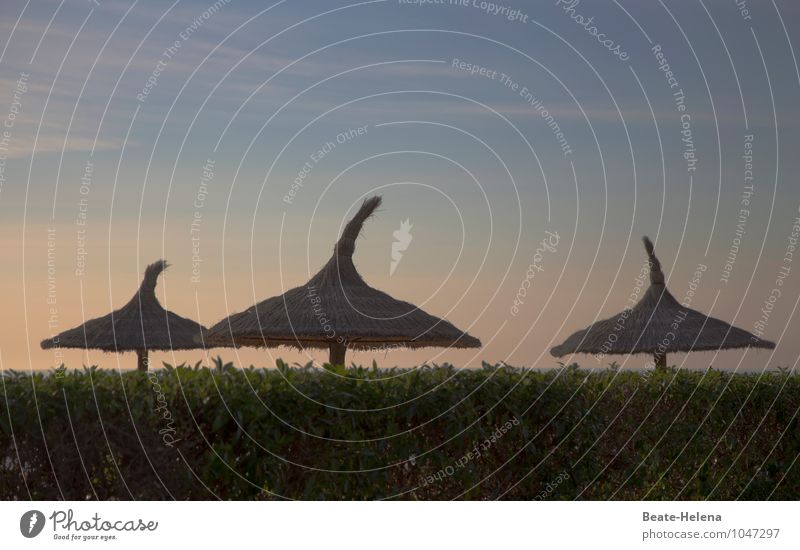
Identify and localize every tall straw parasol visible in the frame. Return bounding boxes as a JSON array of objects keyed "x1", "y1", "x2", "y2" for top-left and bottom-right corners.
[
  {"x1": 550, "y1": 237, "x2": 775, "y2": 368},
  {"x1": 41, "y1": 260, "x2": 207, "y2": 371},
  {"x1": 204, "y1": 196, "x2": 481, "y2": 365}
]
